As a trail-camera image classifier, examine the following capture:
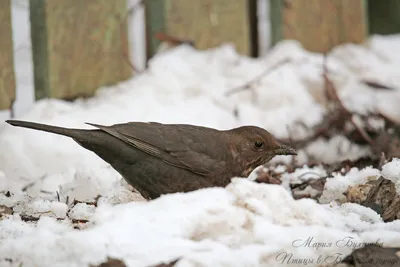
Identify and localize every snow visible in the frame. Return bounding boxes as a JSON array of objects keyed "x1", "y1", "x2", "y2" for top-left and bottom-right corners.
[
  {"x1": 68, "y1": 203, "x2": 96, "y2": 221},
  {"x1": 2, "y1": 179, "x2": 400, "y2": 267},
  {"x1": 304, "y1": 136, "x2": 371, "y2": 164},
  {"x1": 382, "y1": 158, "x2": 400, "y2": 194},
  {"x1": 2, "y1": 3, "x2": 400, "y2": 265},
  {"x1": 12, "y1": 198, "x2": 68, "y2": 218},
  {"x1": 319, "y1": 167, "x2": 381, "y2": 204}
]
